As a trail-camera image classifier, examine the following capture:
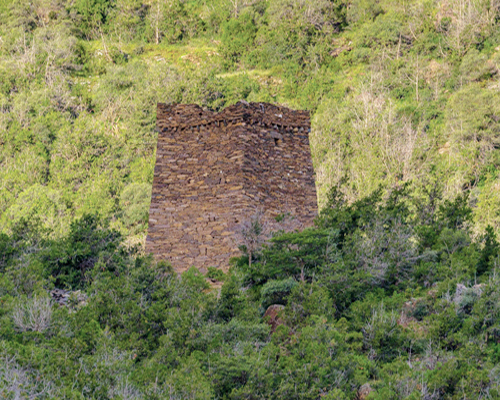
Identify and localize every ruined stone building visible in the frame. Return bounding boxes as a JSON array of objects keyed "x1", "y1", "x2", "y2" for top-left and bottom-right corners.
[{"x1": 146, "y1": 101, "x2": 317, "y2": 273}]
